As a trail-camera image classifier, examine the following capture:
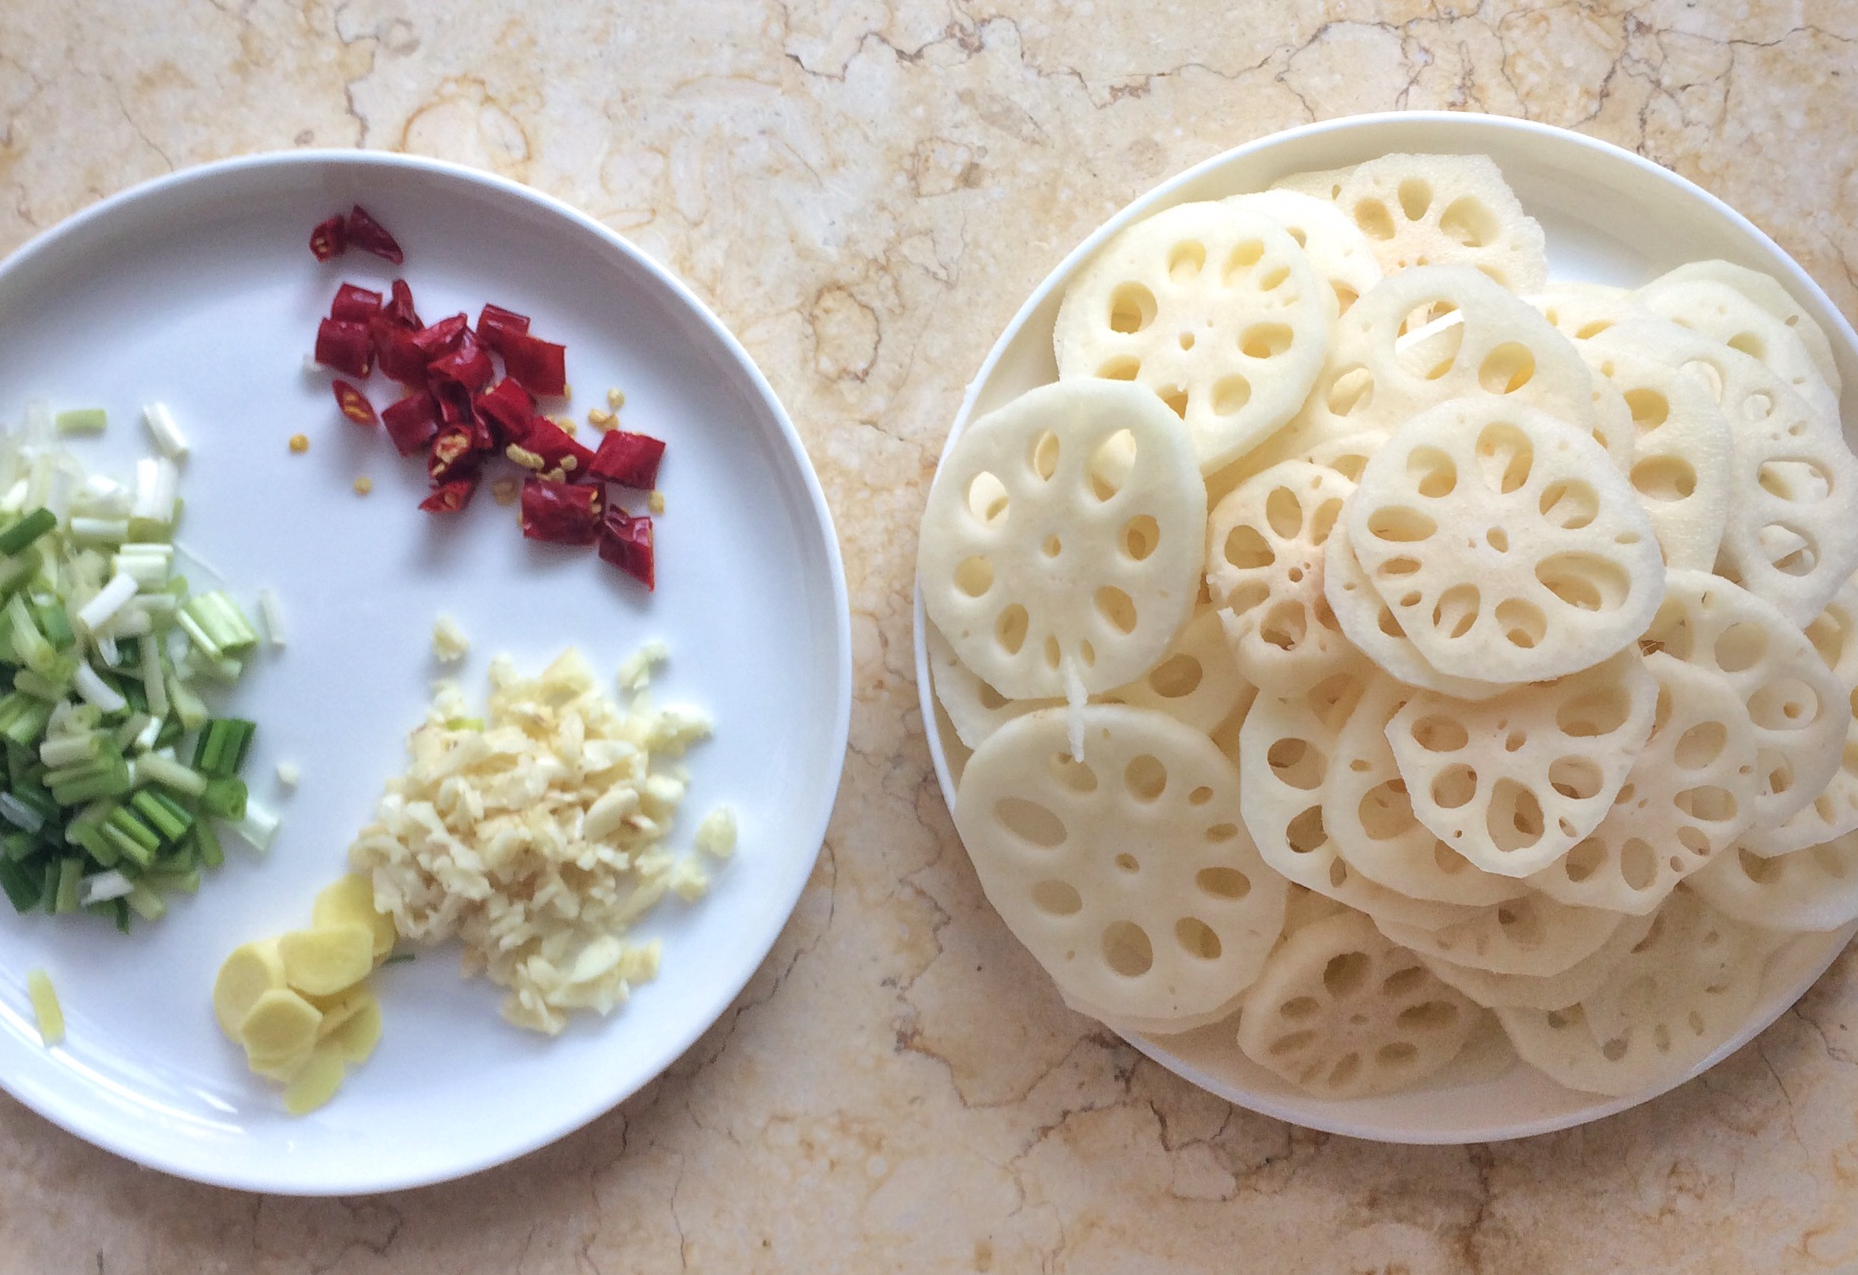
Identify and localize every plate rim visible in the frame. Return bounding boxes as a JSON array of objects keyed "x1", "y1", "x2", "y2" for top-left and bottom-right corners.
[
  {"x1": 912, "y1": 109, "x2": 1857, "y2": 1144},
  {"x1": 0, "y1": 148, "x2": 854, "y2": 1193}
]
